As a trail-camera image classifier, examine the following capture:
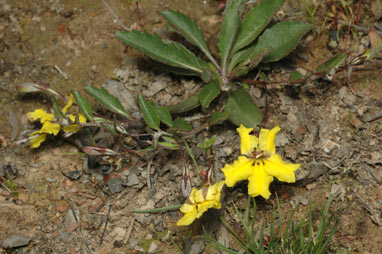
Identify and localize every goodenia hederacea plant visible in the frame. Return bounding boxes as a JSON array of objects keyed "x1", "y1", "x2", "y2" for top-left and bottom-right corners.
[{"x1": 116, "y1": 0, "x2": 313, "y2": 129}]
